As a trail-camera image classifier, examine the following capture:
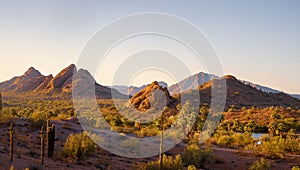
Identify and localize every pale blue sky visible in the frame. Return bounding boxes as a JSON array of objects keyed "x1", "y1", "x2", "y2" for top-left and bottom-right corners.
[{"x1": 0, "y1": 0, "x2": 299, "y2": 93}]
